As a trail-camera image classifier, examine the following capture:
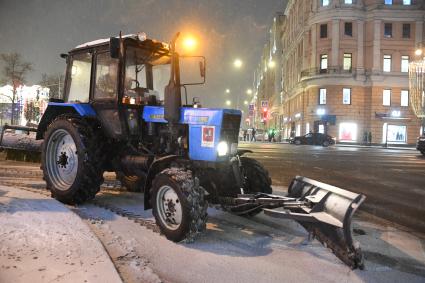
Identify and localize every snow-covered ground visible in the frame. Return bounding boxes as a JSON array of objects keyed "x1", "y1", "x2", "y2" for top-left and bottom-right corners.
[
  {"x1": 0, "y1": 185, "x2": 122, "y2": 283},
  {"x1": 0, "y1": 159, "x2": 424, "y2": 282}
]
